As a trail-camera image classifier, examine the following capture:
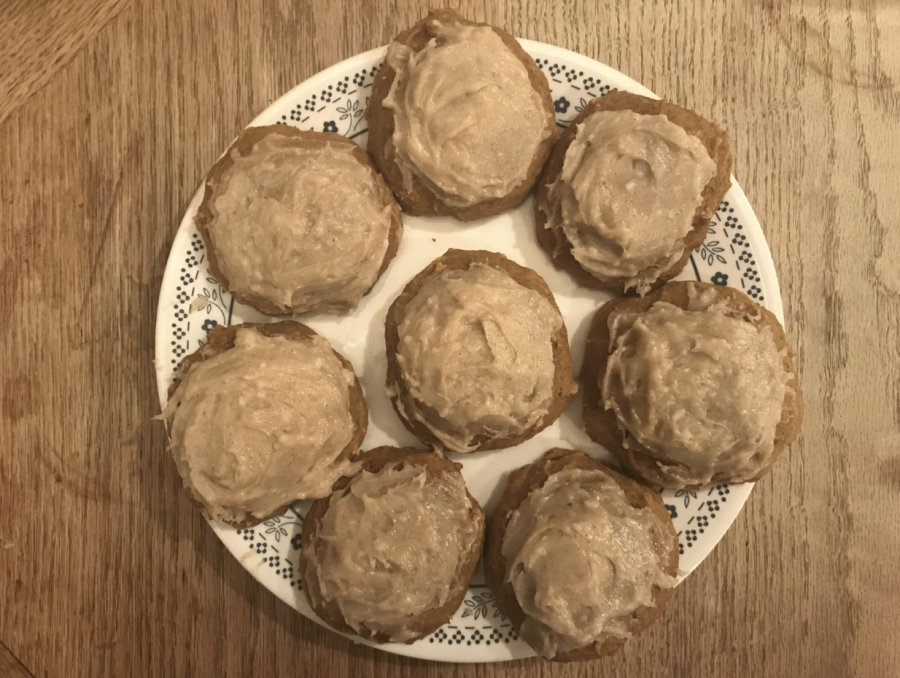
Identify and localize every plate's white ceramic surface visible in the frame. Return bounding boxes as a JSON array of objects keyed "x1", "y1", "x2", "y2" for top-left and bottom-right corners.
[{"x1": 155, "y1": 41, "x2": 782, "y2": 662}]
